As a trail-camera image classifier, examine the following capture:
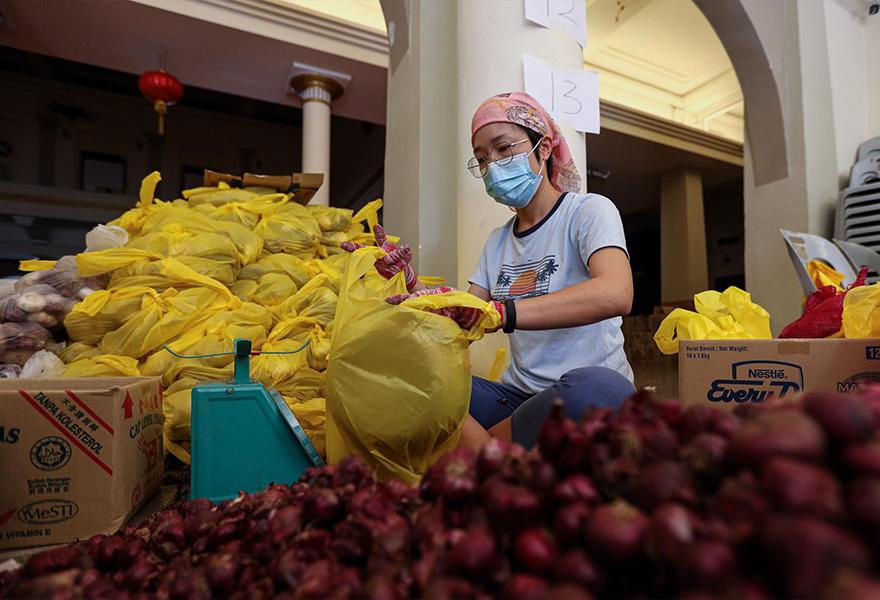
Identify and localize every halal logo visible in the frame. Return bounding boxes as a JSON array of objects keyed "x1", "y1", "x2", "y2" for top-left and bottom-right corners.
[{"x1": 30, "y1": 436, "x2": 71, "y2": 471}]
